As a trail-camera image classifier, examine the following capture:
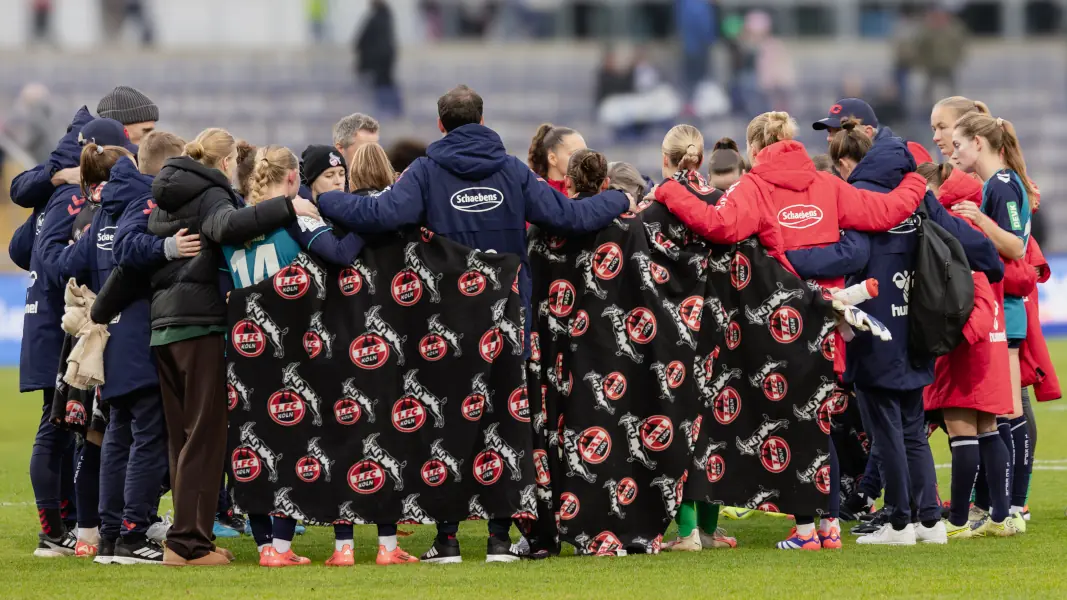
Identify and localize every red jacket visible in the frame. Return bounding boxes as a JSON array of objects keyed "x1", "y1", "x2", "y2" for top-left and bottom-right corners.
[
  {"x1": 655, "y1": 140, "x2": 927, "y2": 286},
  {"x1": 924, "y1": 270, "x2": 1013, "y2": 414},
  {"x1": 655, "y1": 140, "x2": 926, "y2": 375},
  {"x1": 1020, "y1": 238, "x2": 1061, "y2": 401}
]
